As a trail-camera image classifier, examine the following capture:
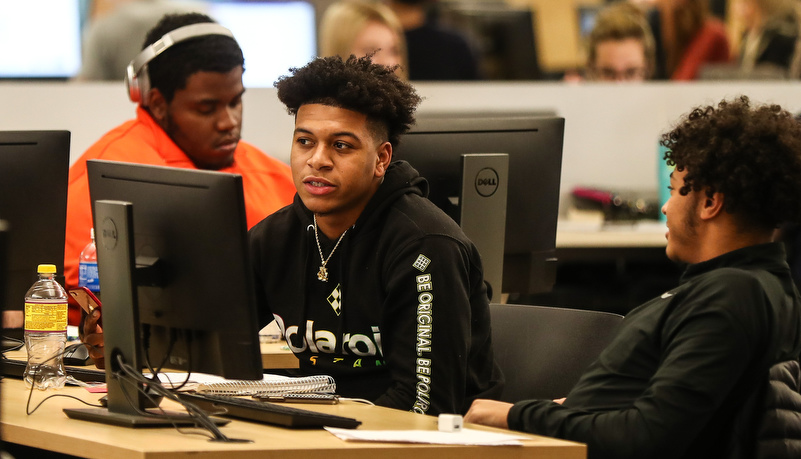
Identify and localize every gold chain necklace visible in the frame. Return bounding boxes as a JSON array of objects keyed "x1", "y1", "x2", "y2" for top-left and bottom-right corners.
[{"x1": 313, "y1": 214, "x2": 347, "y2": 282}]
